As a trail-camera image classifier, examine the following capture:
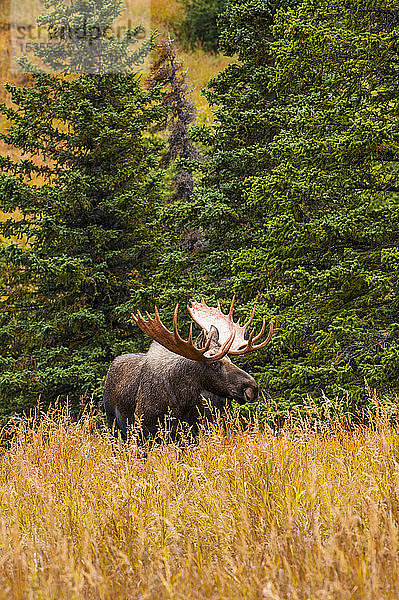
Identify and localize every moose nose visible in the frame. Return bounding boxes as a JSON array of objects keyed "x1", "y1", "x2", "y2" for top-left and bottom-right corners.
[{"x1": 244, "y1": 385, "x2": 258, "y2": 403}]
